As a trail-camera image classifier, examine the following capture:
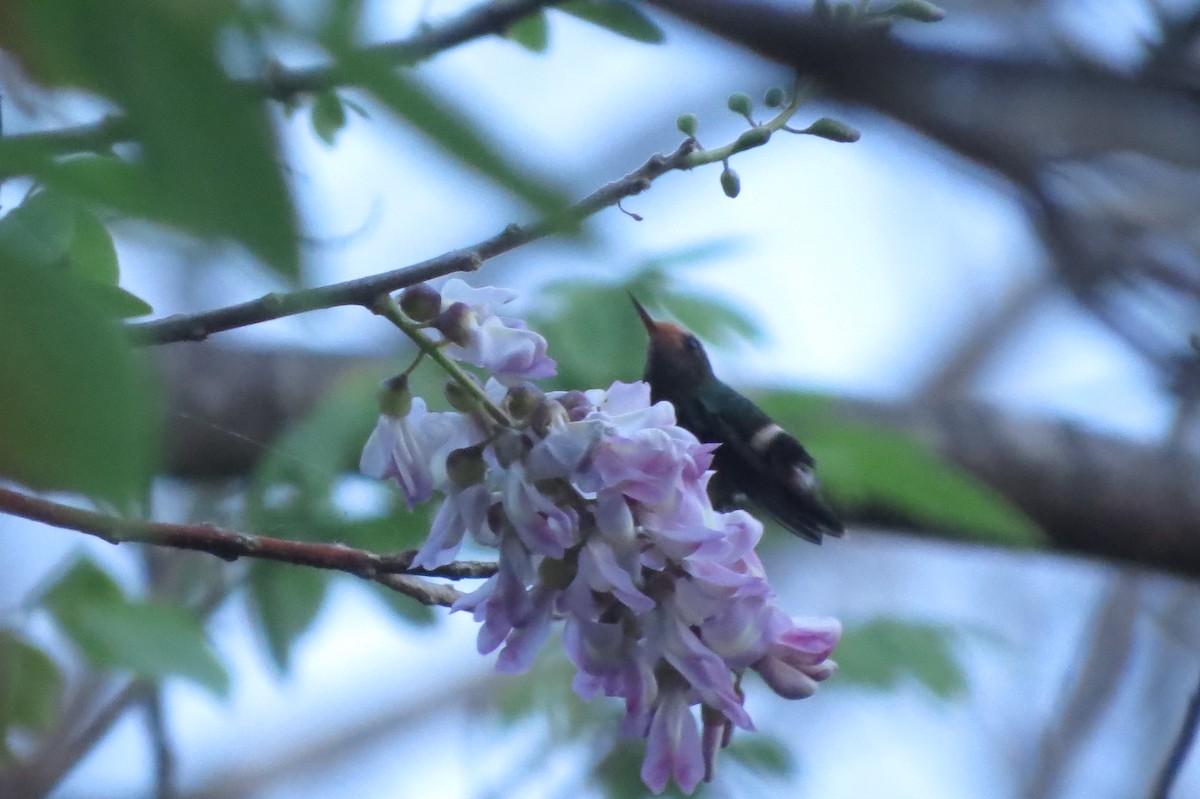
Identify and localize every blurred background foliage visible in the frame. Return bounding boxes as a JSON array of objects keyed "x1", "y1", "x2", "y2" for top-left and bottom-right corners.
[{"x1": 0, "y1": 0, "x2": 1198, "y2": 797}]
